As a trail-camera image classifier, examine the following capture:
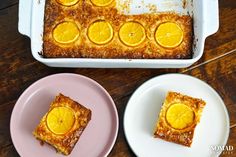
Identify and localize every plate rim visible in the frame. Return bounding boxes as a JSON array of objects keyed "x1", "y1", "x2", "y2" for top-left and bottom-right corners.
[
  {"x1": 10, "y1": 73, "x2": 119, "y2": 157},
  {"x1": 123, "y1": 73, "x2": 230, "y2": 157}
]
